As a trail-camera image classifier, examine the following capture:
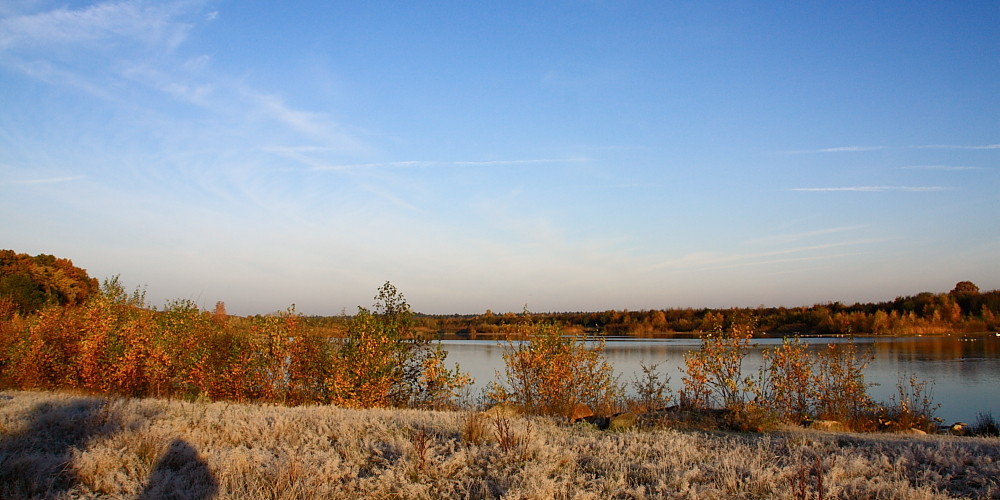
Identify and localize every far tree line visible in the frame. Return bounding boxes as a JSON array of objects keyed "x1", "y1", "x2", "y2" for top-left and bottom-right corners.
[
  {"x1": 2, "y1": 250, "x2": 997, "y2": 336},
  {"x1": 305, "y1": 281, "x2": 999, "y2": 337}
]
